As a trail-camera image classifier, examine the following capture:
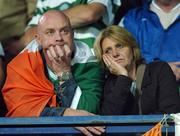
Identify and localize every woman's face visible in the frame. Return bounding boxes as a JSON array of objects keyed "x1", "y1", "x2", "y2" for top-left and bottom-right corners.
[{"x1": 101, "y1": 37, "x2": 134, "y2": 68}]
